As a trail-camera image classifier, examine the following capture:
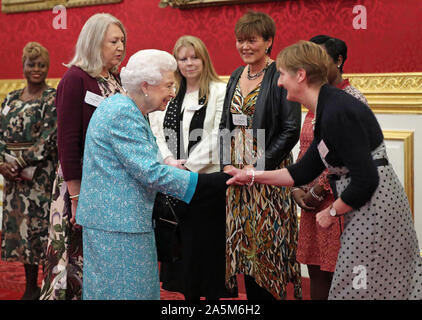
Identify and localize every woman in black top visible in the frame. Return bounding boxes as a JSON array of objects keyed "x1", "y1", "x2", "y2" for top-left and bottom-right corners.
[{"x1": 225, "y1": 40, "x2": 422, "y2": 300}]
